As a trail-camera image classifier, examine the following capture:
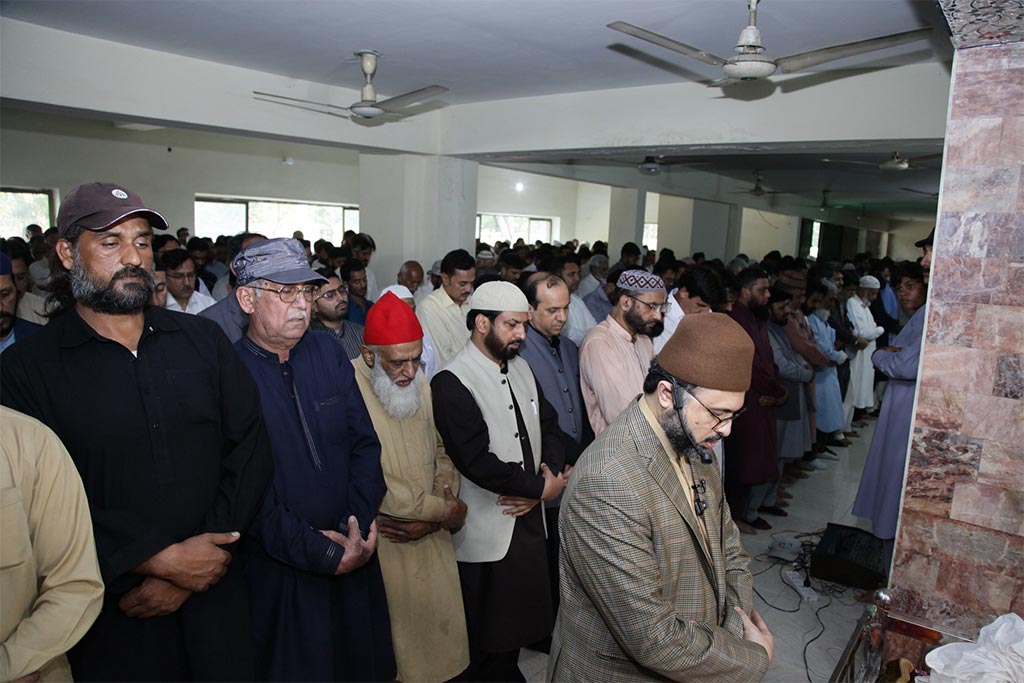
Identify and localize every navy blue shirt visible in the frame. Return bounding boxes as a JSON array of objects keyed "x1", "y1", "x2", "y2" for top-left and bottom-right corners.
[{"x1": 236, "y1": 330, "x2": 394, "y2": 682}]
